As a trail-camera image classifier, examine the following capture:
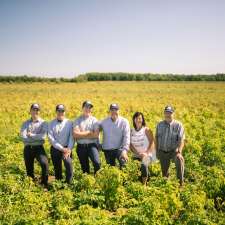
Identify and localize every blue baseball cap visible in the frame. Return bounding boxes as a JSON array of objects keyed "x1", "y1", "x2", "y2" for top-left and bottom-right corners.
[
  {"x1": 30, "y1": 103, "x2": 40, "y2": 110},
  {"x1": 82, "y1": 100, "x2": 93, "y2": 108},
  {"x1": 110, "y1": 103, "x2": 119, "y2": 111},
  {"x1": 164, "y1": 105, "x2": 174, "y2": 113},
  {"x1": 56, "y1": 104, "x2": 65, "y2": 112}
]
